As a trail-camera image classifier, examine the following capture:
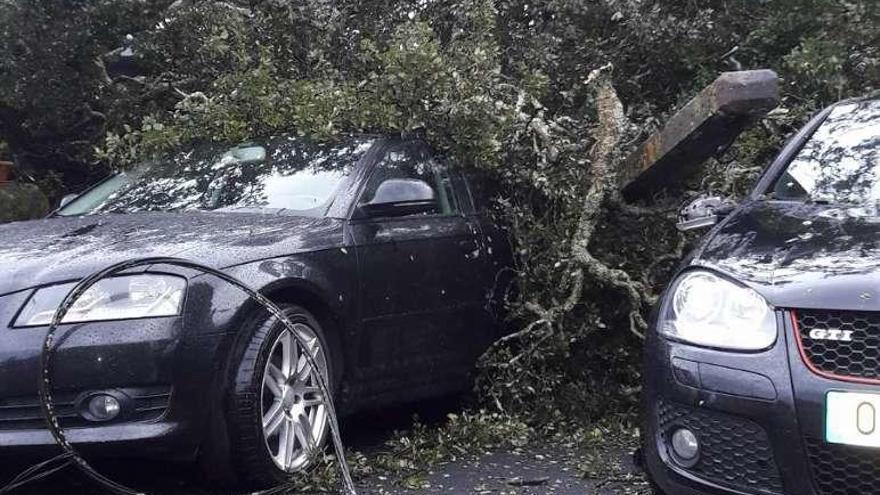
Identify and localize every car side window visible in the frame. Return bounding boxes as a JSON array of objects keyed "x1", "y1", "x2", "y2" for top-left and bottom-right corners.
[{"x1": 360, "y1": 144, "x2": 459, "y2": 216}]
